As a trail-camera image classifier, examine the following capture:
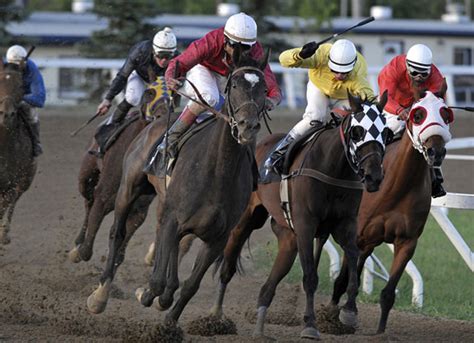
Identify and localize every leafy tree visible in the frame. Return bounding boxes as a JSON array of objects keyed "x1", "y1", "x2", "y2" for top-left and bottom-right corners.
[
  {"x1": 27, "y1": 0, "x2": 72, "y2": 11},
  {"x1": 0, "y1": 0, "x2": 28, "y2": 47},
  {"x1": 78, "y1": 0, "x2": 162, "y2": 58}
]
